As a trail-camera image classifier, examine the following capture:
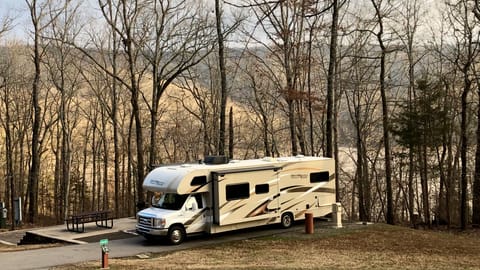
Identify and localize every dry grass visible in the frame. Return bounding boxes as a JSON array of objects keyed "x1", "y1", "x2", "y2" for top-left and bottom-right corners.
[{"x1": 56, "y1": 224, "x2": 480, "y2": 270}]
